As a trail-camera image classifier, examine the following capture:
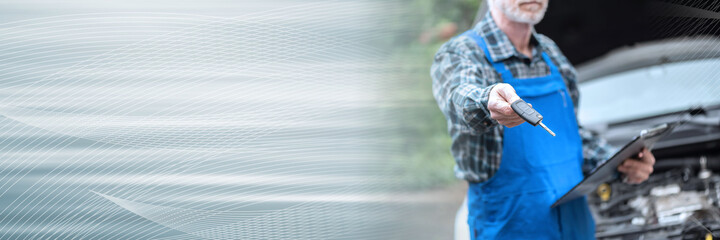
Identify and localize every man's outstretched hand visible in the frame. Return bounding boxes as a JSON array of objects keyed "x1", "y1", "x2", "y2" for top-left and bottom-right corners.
[
  {"x1": 617, "y1": 148, "x2": 656, "y2": 184},
  {"x1": 488, "y1": 83, "x2": 526, "y2": 128}
]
